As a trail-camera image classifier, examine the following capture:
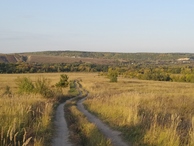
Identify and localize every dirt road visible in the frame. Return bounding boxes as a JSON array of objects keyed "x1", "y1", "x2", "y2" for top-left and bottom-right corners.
[
  {"x1": 52, "y1": 81, "x2": 130, "y2": 146},
  {"x1": 77, "y1": 97, "x2": 130, "y2": 146},
  {"x1": 51, "y1": 102, "x2": 72, "y2": 146}
]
